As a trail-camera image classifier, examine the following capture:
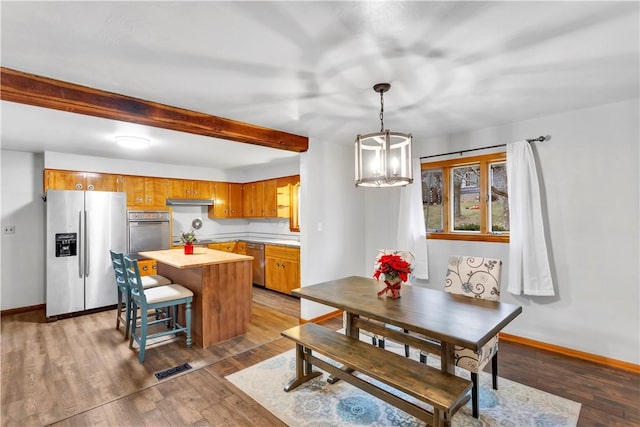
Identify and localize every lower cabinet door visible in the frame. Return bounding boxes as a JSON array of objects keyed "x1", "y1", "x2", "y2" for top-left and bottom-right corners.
[
  {"x1": 137, "y1": 259, "x2": 156, "y2": 276},
  {"x1": 265, "y1": 256, "x2": 299, "y2": 295}
]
